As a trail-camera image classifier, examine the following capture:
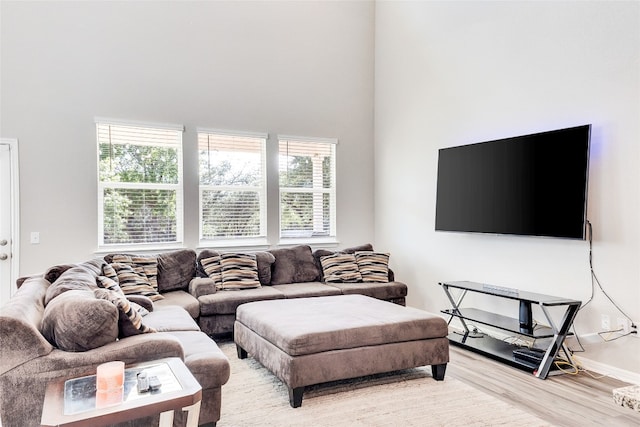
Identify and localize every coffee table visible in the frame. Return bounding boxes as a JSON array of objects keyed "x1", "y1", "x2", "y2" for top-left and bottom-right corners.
[{"x1": 40, "y1": 357, "x2": 202, "y2": 427}]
